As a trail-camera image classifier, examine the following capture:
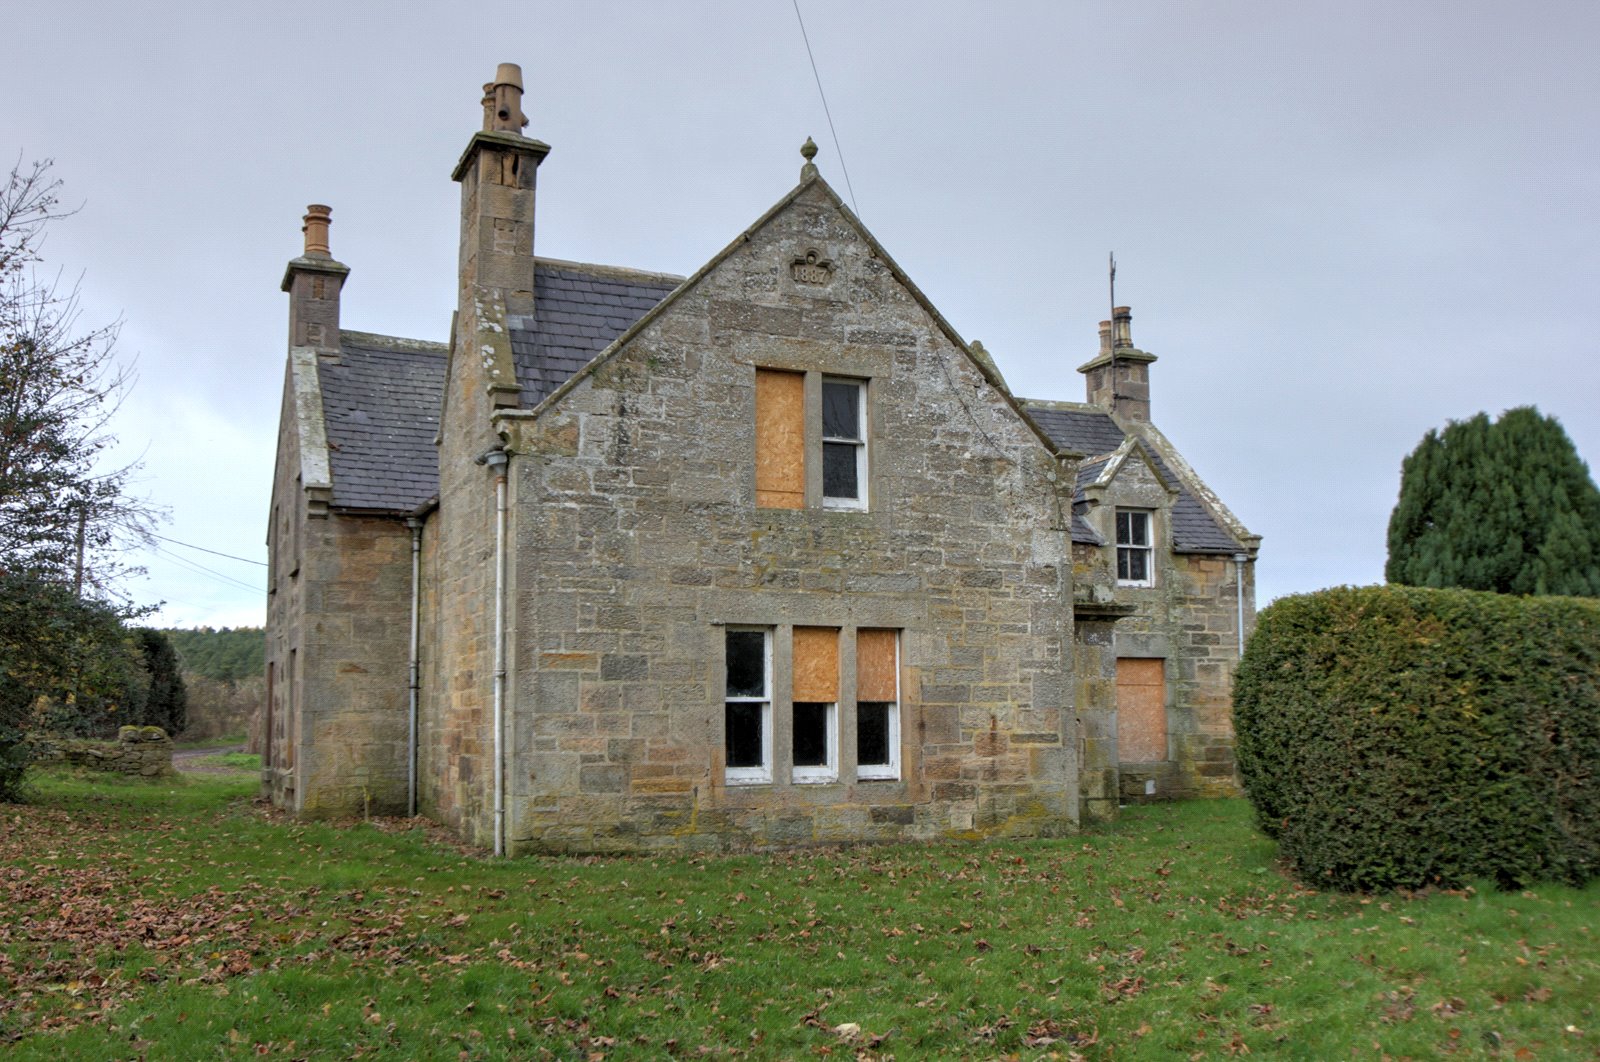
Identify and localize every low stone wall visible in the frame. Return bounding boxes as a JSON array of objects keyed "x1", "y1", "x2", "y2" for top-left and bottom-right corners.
[{"x1": 29, "y1": 726, "x2": 175, "y2": 777}]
